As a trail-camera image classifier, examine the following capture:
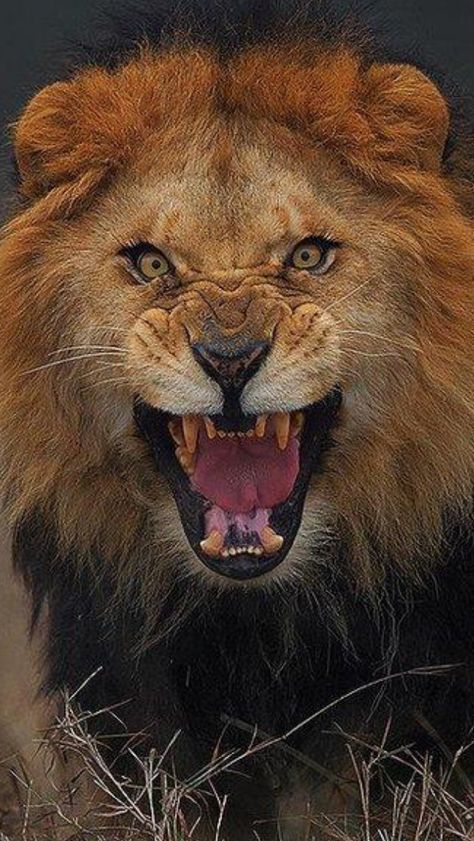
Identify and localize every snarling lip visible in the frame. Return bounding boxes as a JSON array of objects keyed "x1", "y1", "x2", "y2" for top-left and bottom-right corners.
[{"x1": 134, "y1": 389, "x2": 341, "y2": 580}]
